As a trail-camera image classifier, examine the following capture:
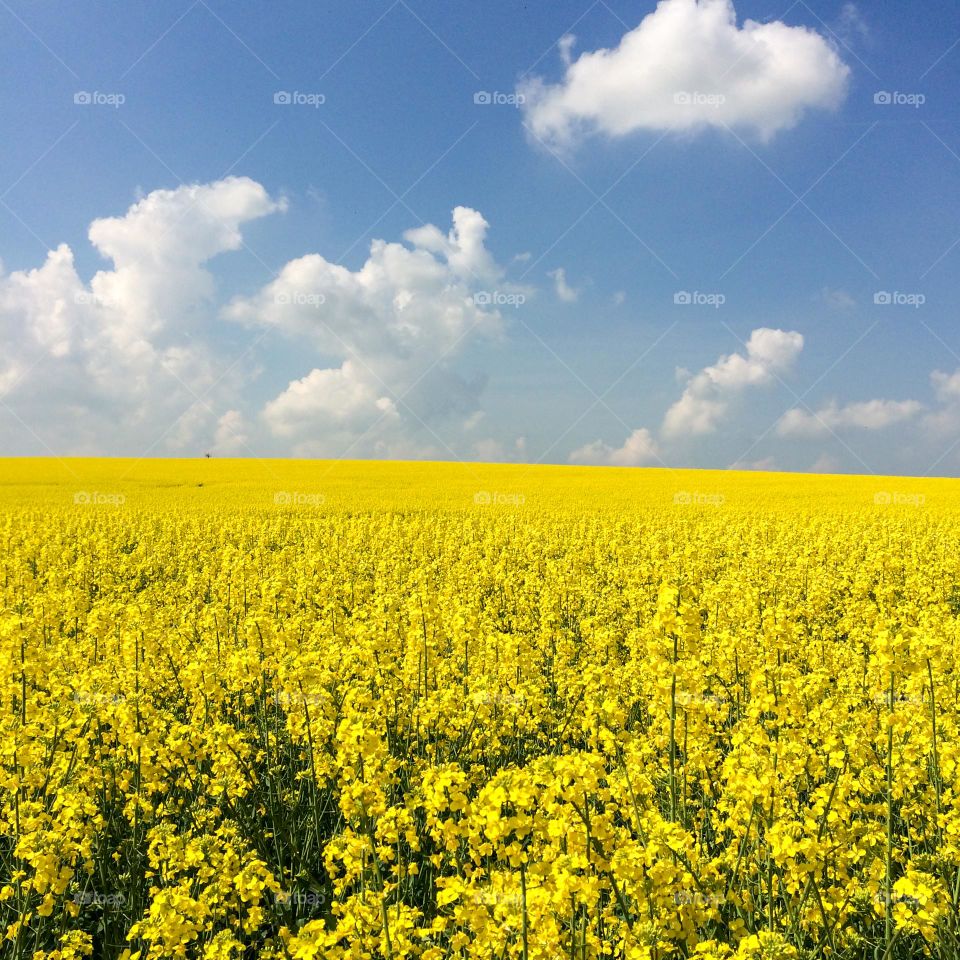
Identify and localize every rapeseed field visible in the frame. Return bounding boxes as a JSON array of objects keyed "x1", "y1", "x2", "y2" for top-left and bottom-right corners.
[{"x1": 1, "y1": 458, "x2": 958, "y2": 959}]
